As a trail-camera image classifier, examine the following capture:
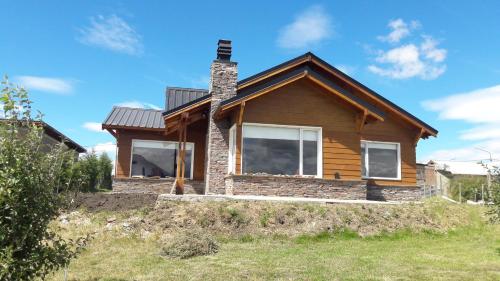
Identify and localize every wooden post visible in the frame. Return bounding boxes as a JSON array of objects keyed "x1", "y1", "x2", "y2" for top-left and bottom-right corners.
[{"x1": 174, "y1": 113, "x2": 189, "y2": 195}]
